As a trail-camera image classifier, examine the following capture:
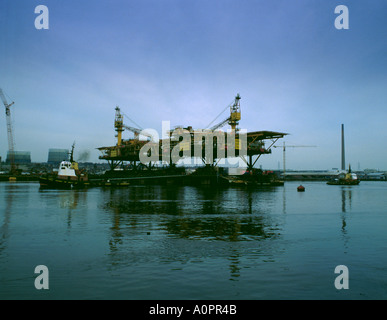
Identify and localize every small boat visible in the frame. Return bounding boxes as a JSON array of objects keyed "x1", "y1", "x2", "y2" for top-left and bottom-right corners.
[
  {"x1": 39, "y1": 143, "x2": 90, "y2": 189},
  {"x1": 327, "y1": 165, "x2": 360, "y2": 185},
  {"x1": 297, "y1": 185, "x2": 305, "y2": 192}
]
